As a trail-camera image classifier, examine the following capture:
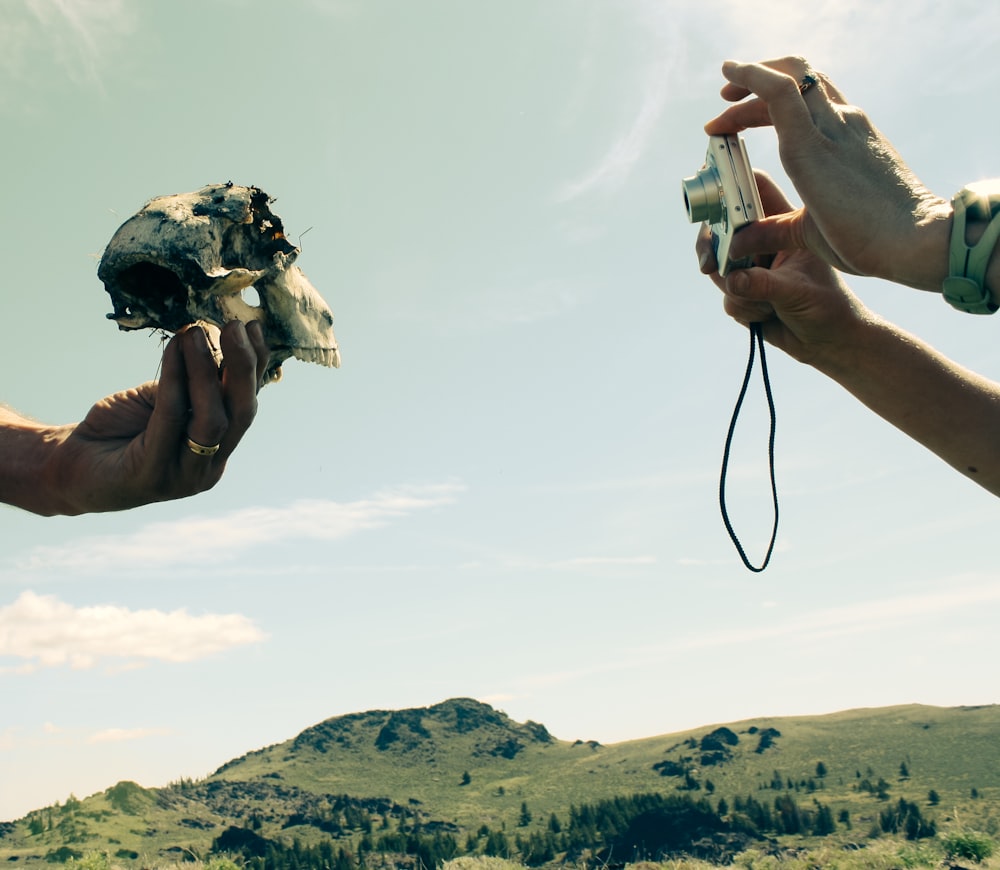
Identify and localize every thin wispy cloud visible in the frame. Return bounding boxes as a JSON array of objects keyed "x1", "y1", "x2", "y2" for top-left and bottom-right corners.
[
  {"x1": 0, "y1": 590, "x2": 266, "y2": 672},
  {"x1": 556, "y1": 0, "x2": 705, "y2": 205},
  {"x1": 2, "y1": 0, "x2": 135, "y2": 93},
  {"x1": 13, "y1": 484, "x2": 465, "y2": 574},
  {"x1": 480, "y1": 279, "x2": 581, "y2": 326},
  {"x1": 87, "y1": 727, "x2": 172, "y2": 744},
  {"x1": 548, "y1": 556, "x2": 656, "y2": 569},
  {"x1": 557, "y1": 55, "x2": 672, "y2": 203},
  {"x1": 705, "y1": 0, "x2": 1000, "y2": 103},
  {"x1": 556, "y1": 0, "x2": 995, "y2": 204},
  {"x1": 382, "y1": 274, "x2": 583, "y2": 333},
  {"x1": 670, "y1": 577, "x2": 1000, "y2": 653},
  {"x1": 498, "y1": 577, "x2": 1000, "y2": 695},
  {"x1": 0, "y1": 722, "x2": 172, "y2": 750},
  {"x1": 303, "y1": 0, "x2": 358, "y2": 18},
  {"x1": 458, "y1": 553, "x2": 657, "y2": 575}
]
